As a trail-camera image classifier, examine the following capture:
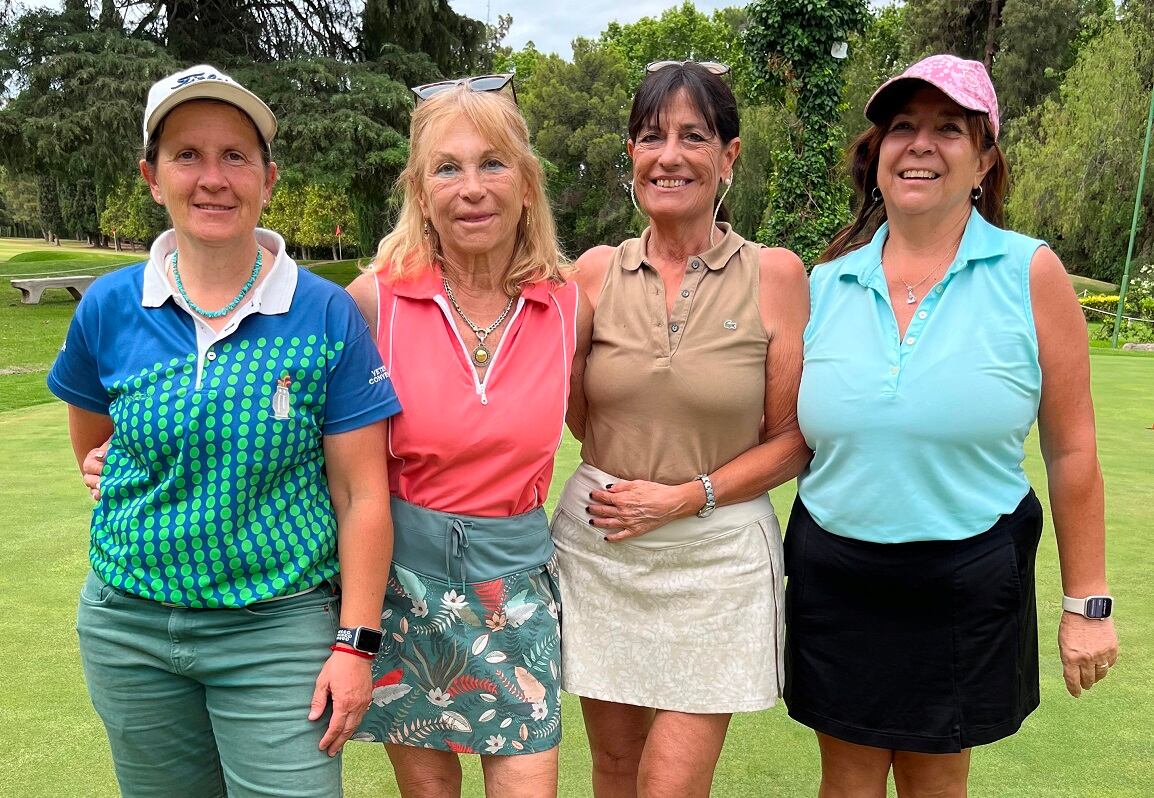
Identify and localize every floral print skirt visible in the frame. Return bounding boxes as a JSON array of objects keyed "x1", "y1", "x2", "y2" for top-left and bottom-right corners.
[{"x1": 353, "y1": 499, "x2": 562, "y2": 755}]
